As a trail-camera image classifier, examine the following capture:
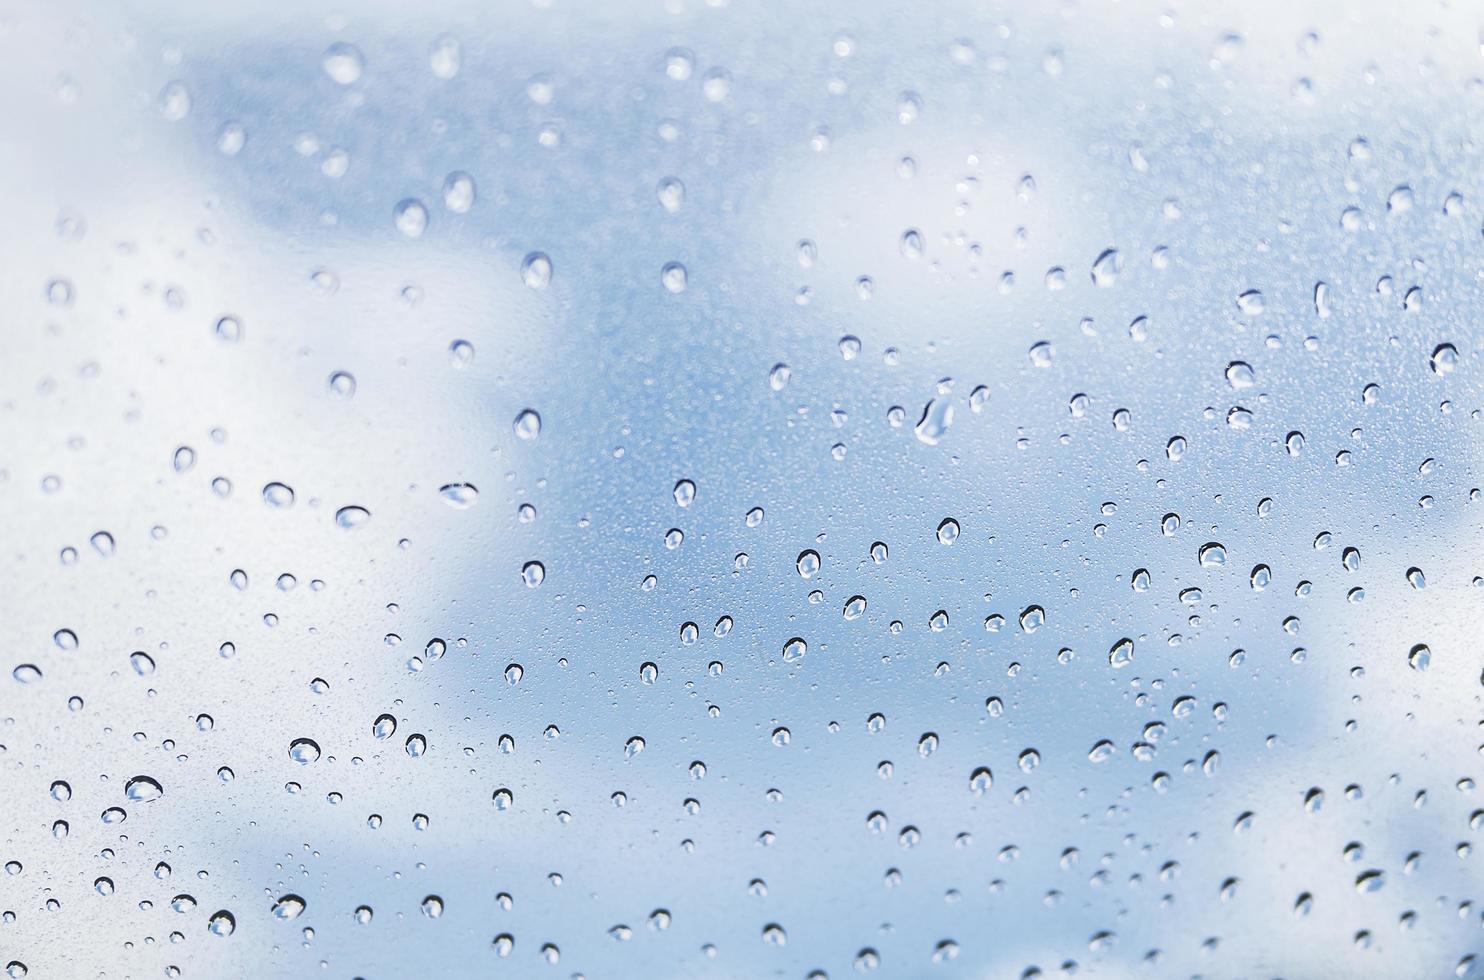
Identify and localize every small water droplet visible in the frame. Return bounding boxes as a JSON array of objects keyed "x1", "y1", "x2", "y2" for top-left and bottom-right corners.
[
  {"x1": 439, "y1": 483, "x2": 478, "y2": 508},
  {"x1": 513, "y1": 410, "x2": 542, "y2": 440},
  {"x1": 335, "y1": 506, "x2": 370, "y2": 529},
  {"x1": 1091, "y1": 248, "x2": 1123, "y2": 286},
  {"x1": 323, "y1": 43, "x2": 364, "y2": 85},
  {"x1": 394, "y1": 199, "x2": 428, "y2": 238},
  {"x1": 521, "y1": 252, "x2": 553, "y2": 289},
  {"x1": 522, "y1": 561, "x2": 545, "y2": 588},
  {"x1": 1431, "y1": 343, "x2": 1459, "y2": 375},
  {"x1": 262, "y1": 483, "x2": 295, "y2": 508},
  {"x1": 272, "y1": 895, "x2": 306, "y2": 921},
  {"x1": 661, "y1": 262, "x2": 688, "y2": 293}
]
